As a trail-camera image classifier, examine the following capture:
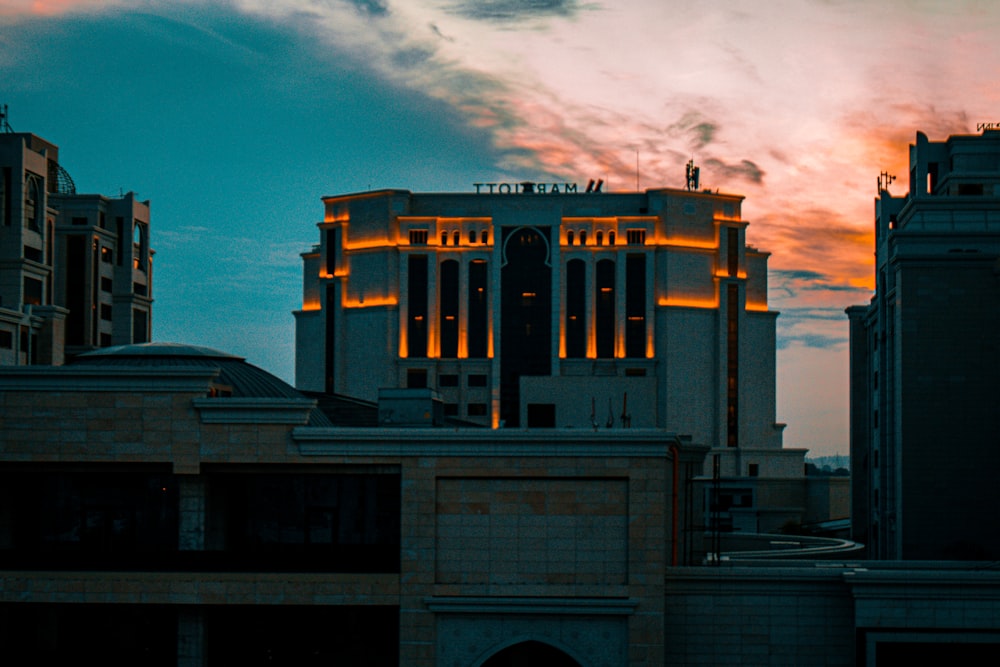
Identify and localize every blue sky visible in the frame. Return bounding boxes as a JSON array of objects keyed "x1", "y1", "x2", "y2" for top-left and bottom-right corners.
[{"x1": 4, "y1": 0, "x2": 1000, "y2": 455}]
